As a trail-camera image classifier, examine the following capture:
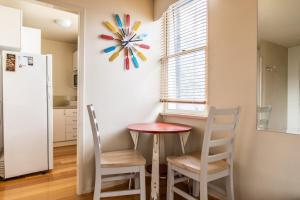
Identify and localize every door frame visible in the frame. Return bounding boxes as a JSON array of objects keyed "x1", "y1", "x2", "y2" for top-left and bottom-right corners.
[{"x1": 37, "y1": 0, "x2": 86, "y2": 194}]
